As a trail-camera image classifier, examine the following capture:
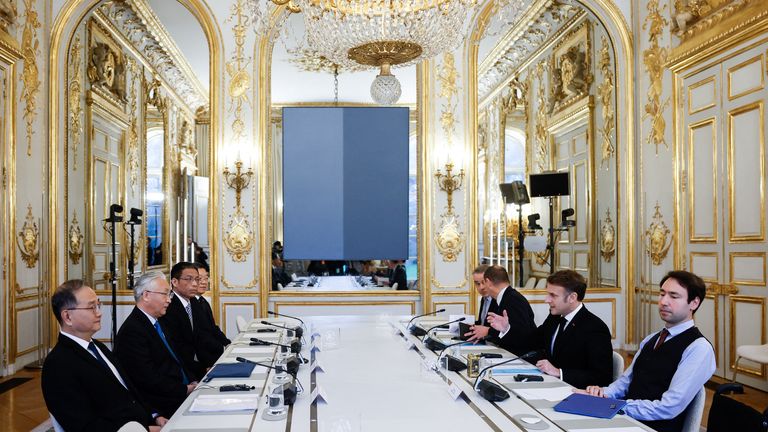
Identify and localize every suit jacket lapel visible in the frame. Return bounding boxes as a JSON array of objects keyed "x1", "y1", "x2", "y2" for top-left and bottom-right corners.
[{"x1": 59, "y1": 335, "x2": 125, "y2": 388}]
